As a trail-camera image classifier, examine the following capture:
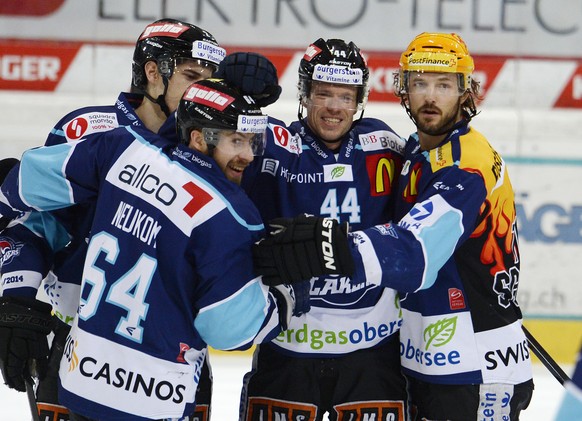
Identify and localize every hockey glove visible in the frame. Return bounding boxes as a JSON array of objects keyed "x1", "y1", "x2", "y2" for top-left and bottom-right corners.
[
  {"x1": 215, "y1": 52, "x2": 282, "y2": 107},
  {"x1": 253, "y1": 214, "x2": 355, "y2": 286},
  {"x1": 269, "y1": 281, "x2": 311, "y2": 330},
  {"x1": 0, "y1": 296, "x2": 55, "y2": 392}
]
